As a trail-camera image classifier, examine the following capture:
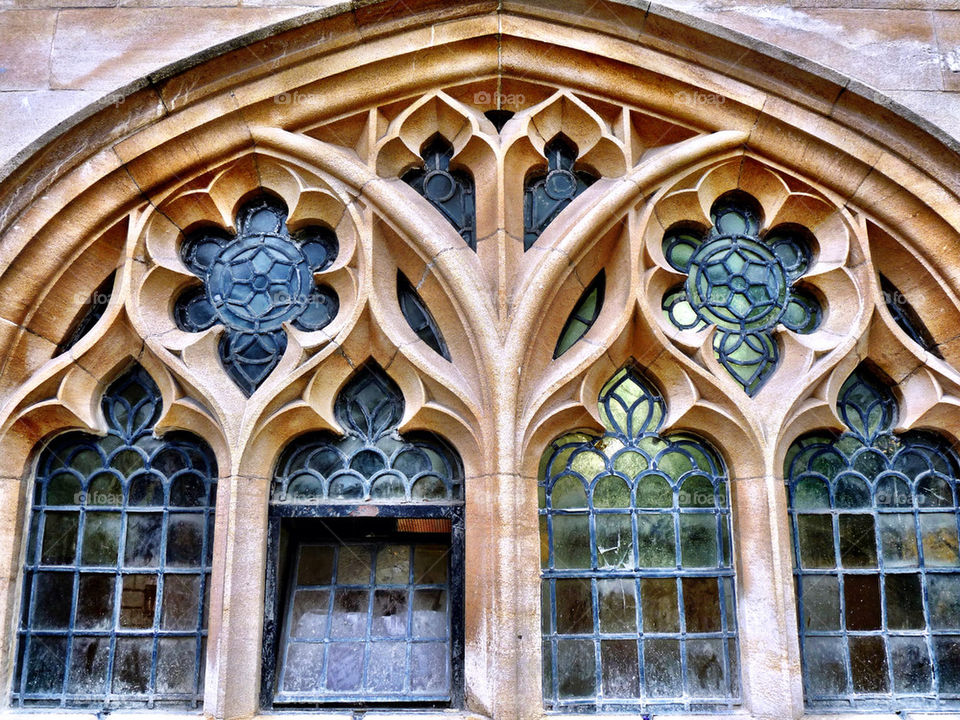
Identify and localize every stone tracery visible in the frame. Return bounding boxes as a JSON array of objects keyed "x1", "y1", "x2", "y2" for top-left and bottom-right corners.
[{"x1": 0, "y1": 2, "x2": 959, "y2": 718}]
